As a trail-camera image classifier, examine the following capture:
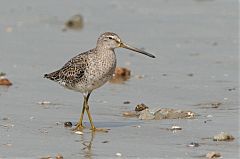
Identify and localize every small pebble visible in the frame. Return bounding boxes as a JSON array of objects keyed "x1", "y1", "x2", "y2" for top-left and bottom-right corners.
[
  {"x1": 75, "y1": 131, "x2": 84, "y2": 135},
  {"x1": 206, "y1": 151, "x2": 221, "y2": 158},
  {"x1": 123, "y1": 101, "x2": 130, "y2": 104},
  {"x1": 2, "y1": 117, "x2": 10, "y2": 121},
  {"x1": 187, "y1": 142, "x2": 200, "y2": 147},
  {"x1": 211, "y1": 102, "x2": 221, "y2": 108},
  {"x1": 207, "y1": 115, "x2": 213, "y2": 118},
  {"x1": 64, "y1": 121, "x2": 72, "y2": 127},
  {"x1": 64, "y1": 14, "x2": 84, "y2": 31},
  {"x1": 38, "y1": 101, "x2": 51, "y2": 105},
  {"x1": 204, "y1": 119, "x2": 212, "y2": 123},
  {"x1": 170, "y1": 125, "x2": 182, "y2": 131},
  {"x1": 187, "y1": 73, "x2": 194, "y2": 77},
  {"x1": 135, "y1": 103, "x2": 148, "y2": 112},
  {"x1": 115, "y1": 153, "x2": 122, "y2": 157},
  {"x1": 228, "y1": 88, "x2": 236, "y2": 91}
]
